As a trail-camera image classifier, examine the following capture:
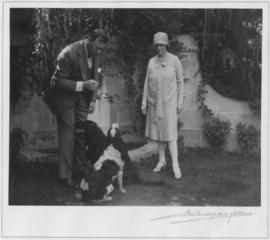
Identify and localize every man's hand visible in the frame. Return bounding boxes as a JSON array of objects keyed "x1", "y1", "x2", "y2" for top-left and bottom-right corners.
[
  {"x1": 89, "y1": 101, "x2": 96, "y2": 113},
  {"x1": 83, "y1": 79, "x2": 100, "y2": 92}
]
